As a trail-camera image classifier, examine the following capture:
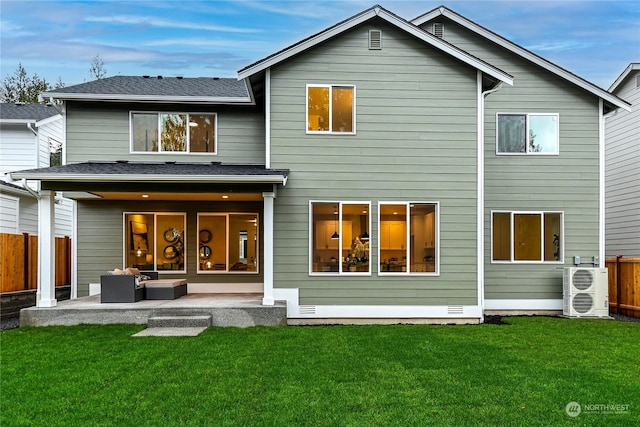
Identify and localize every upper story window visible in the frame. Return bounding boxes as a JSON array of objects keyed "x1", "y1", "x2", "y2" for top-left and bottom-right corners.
[
  {"x1": 130, "y1": 112, "x2": 216, "y2": 154},
  {"x1": 307, "y1": 85, "x2": 355, "y2": 134},
  {"x1": 497, "y1": 113, "x2": 559, "y2": 155}
]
